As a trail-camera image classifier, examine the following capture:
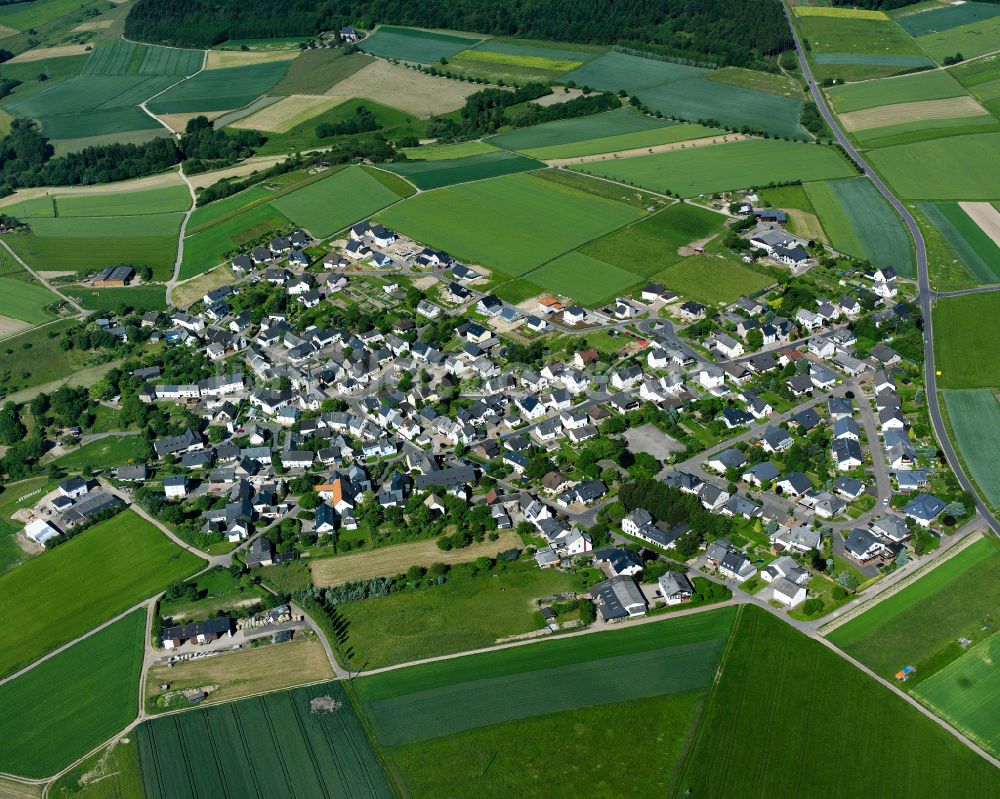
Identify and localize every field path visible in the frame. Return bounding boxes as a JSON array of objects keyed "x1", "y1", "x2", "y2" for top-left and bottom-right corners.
[
  {"x1": 543, "y1": 134, "x2": 748, "y2": 166},
  {"x1": 165, "y1": 166, "x2": 198, "y2": 307}
]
